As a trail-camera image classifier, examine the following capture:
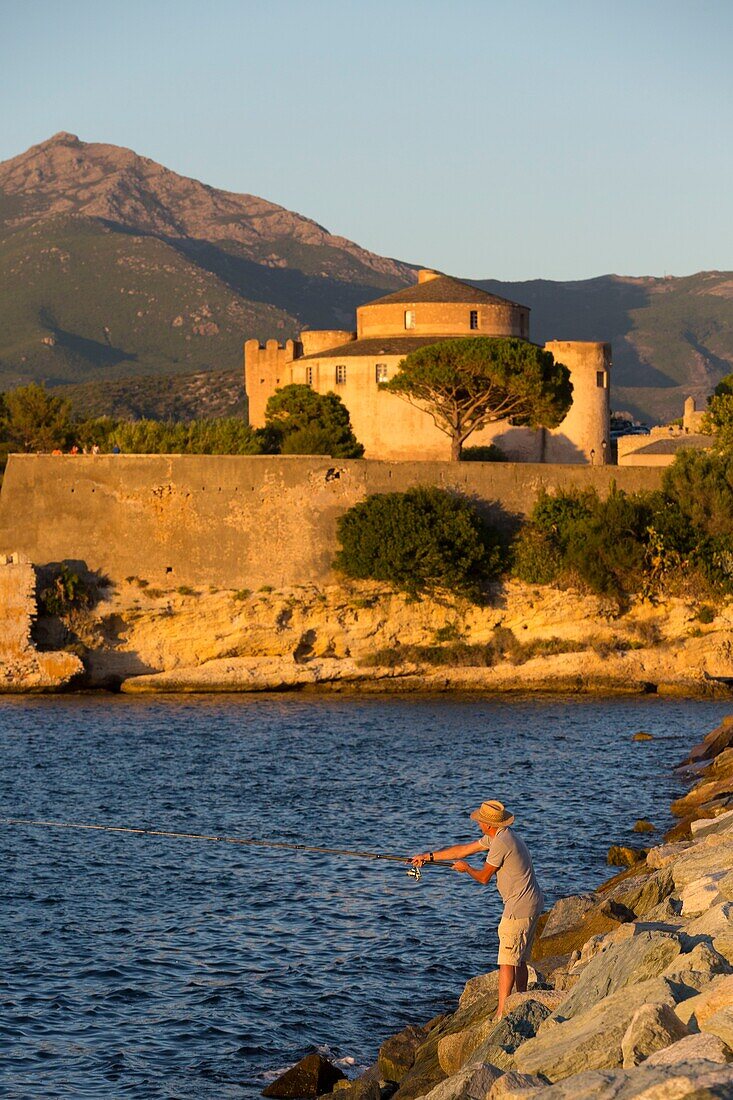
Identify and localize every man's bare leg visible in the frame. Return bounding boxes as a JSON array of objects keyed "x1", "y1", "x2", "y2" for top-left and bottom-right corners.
[
  {"x1": 515, "y1": 961, "x2": 528, "y2": 993},
  {"x1": 497, "y1": 964, "x2": 516, "y2": 1018}
]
